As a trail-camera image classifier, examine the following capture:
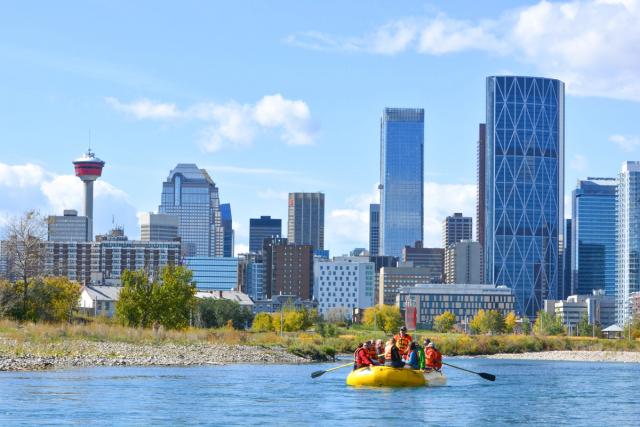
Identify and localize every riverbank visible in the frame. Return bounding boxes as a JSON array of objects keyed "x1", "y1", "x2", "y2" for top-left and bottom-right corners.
[{"x1": 486, "y1": 350, "x2": 640, "y2": 363}]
